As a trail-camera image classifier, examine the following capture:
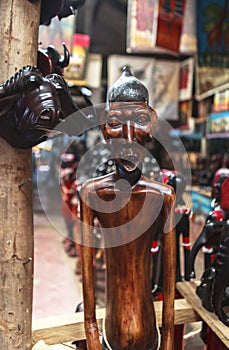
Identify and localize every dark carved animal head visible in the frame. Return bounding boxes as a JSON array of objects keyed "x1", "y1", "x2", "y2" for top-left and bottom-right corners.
[
  {"x1": 37, "y1": 43, "x2": 70, "y2": 76},
  {"x1": 0, "y1": 66, "x2": 90, "y2": 148},
  {"x1": 0, "y1": 67, "x2": 63, "y2": 148}
]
